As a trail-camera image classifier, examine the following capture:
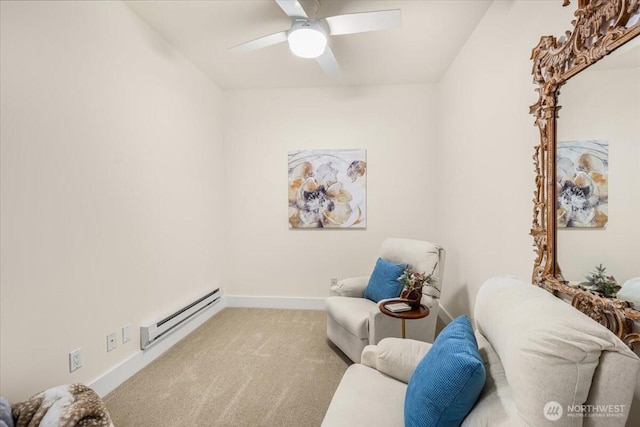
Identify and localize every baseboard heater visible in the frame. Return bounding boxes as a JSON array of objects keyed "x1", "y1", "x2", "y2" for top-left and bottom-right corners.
[{"x1": 140, "y1": 288, "x2": 221, "y2": 350}]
